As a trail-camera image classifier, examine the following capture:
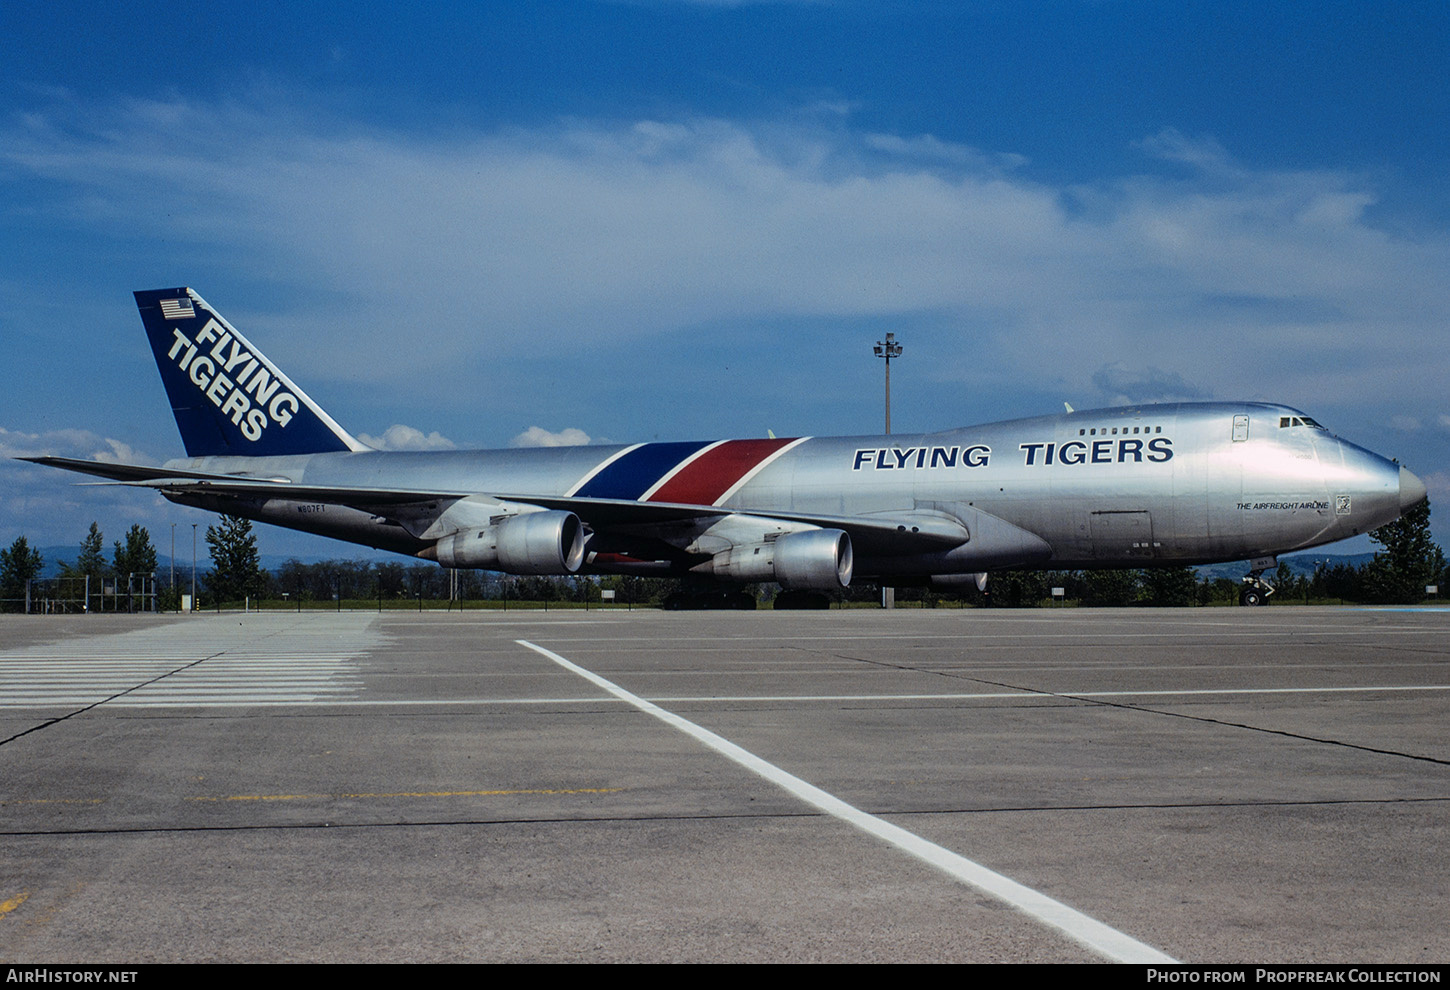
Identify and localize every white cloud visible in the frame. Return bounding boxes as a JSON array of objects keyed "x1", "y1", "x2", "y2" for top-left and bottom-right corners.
[
  {"x1": 1422, "y1": 470, "x2": 1450, "y2": 507},
  {"x1": 1135, "y1": 128, "x2": 1239, "y2": 175},
  {"x1": 356, "y1": 424, "x2": 456, "y2": 451},
  {"x1": 0, "y1": 426, "x2": 155, "y2": 464},
  {"x1": 863, "y1": 132, "x2": 1027, "y2": 172},
  {"x1": 0, "y1": 425, "x2": 179, "y2": 553},
  {"x1": 510, "y1": 426, "x2": 593, "y2": 448},
  {"x1": 1091, "y1": 364, "x2": 1210, "y2": 406},
  {"x1": 3, "y1": 95, "x2": 1448, "y2": 526},
  {"x1": 8, "y1": 97, "x2": 1445, "y2": 410}
]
